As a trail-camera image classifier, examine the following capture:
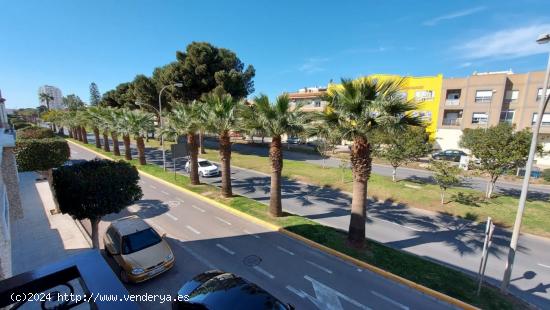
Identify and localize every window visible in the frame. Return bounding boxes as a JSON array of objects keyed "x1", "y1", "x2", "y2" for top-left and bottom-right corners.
[
  {"x1": 536, "y1": 88, "x2": 550, "y2": 100},
  {"x1": 499, "y1": 110, "x2": 515, "y2": 124},
  {"x1": 122, "y1": 228, "x2": 162, "y2": 254},
  {"x1": 415, "y1": 90, "x2": 434, "y2": 101},
  {"x1": 475, "y1": 90, "x2": 493, "y2": 102},
  {"x1": 505, "y1": 90, "x2": 519, "y2": 101},
  {"x1": 472, "y1": 112, "x2": 488, "y2": 124},
  {"x1": 532, "y1": 113, "x2": 550, "y2": 126}
]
